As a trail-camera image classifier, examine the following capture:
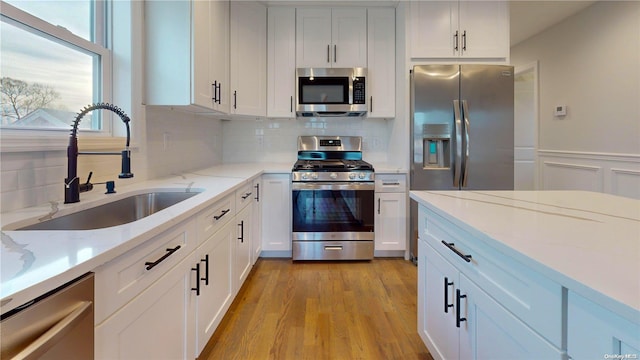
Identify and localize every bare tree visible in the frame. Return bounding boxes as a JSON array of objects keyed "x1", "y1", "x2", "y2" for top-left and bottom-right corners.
[{"x1": 1, "y1": 77, "x2": 60, "y2": 124}]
